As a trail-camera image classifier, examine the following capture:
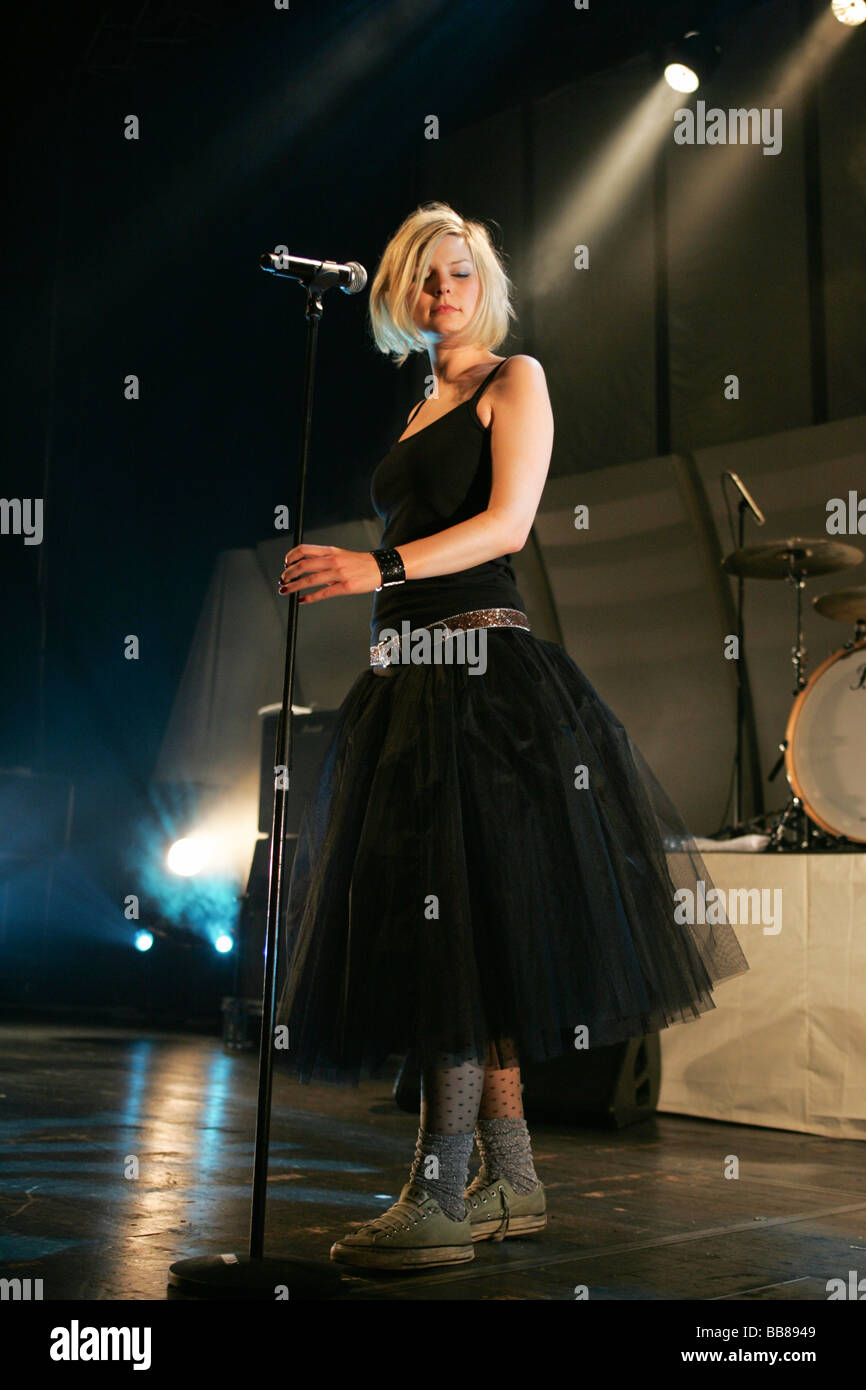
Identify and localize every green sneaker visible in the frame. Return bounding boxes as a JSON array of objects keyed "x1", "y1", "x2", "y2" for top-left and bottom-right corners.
[
  {"x1": 463, "y1": 1175, "x2": 547, "y2": 1242},
  {"x1": 329, "y1": 1181, "x2": 475, "y2": 1270}
]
